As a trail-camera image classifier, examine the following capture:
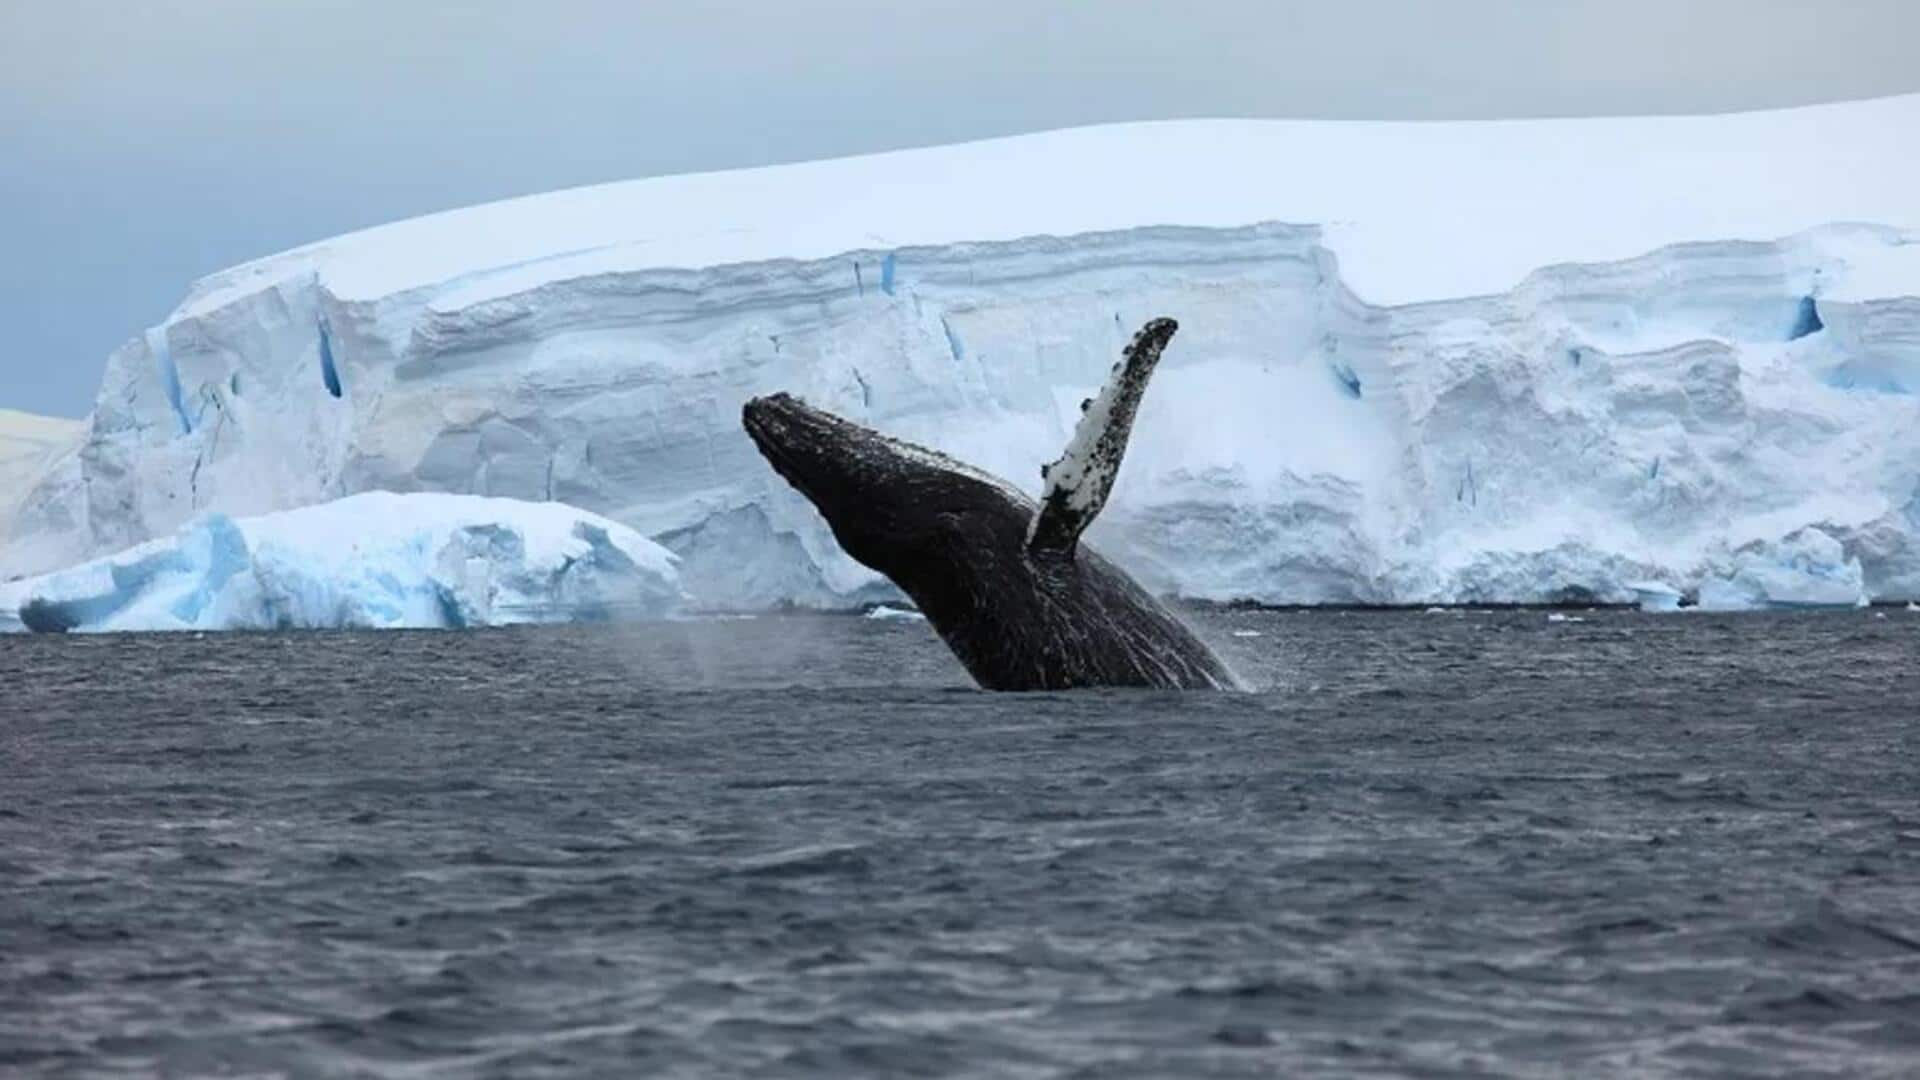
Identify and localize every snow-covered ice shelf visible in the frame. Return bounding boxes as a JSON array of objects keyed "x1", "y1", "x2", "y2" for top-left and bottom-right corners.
[{"x1": 5, "y1": 96, "x2": 1919, "y2": 611}]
